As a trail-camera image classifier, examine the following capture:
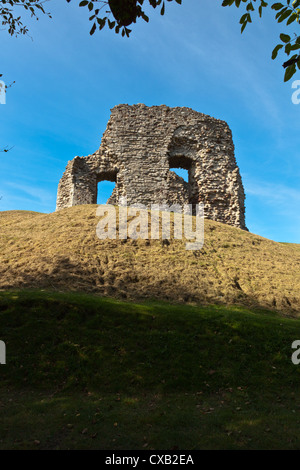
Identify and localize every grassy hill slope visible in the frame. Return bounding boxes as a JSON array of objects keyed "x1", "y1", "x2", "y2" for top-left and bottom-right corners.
[
  {"x1": 0, "y1": 290, "x2": 300, "y2": 449},
  {"x1": 0, "y1": 206, "x2": 299, "y2": 315}
]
